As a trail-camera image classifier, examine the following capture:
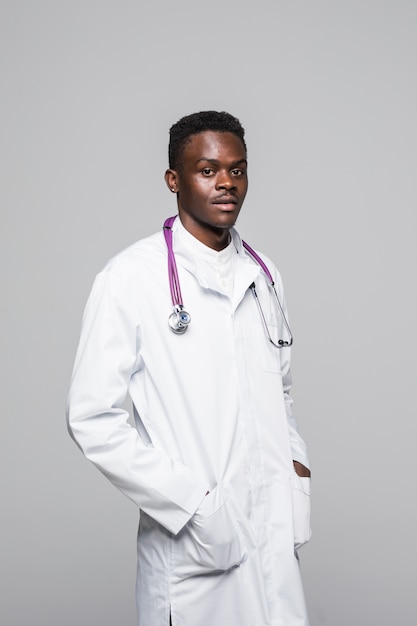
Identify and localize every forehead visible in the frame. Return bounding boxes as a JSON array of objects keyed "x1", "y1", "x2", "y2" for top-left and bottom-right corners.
[{"x1": 181, "y1": 131, "x2": 246, "y2": 164}]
